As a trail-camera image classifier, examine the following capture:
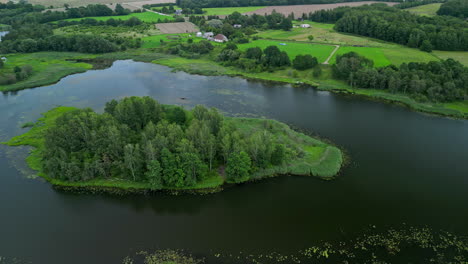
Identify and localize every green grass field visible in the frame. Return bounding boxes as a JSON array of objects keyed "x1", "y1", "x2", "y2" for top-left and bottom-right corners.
[
  {"x1": 202, "y1": 6, "x2": 265, "y2": 15},
  {"x1": 238, "y1": 40, "x2": 336, "y2": 63},
  {"x1": 141, "y1": 33, "x2": 201, "y2": 48},
  {"x1": 433, "y1": 51, "x2": 468, "y2": 66},
  {"x1": 62, "y1": 12, "x2": 174, "y2": 23},
  {"x1": 0, "y1": 52, "x2": 94, "y2": 92},
  {"x1": 405, "y1": 3, "x2": 442, "y2": 16}
]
